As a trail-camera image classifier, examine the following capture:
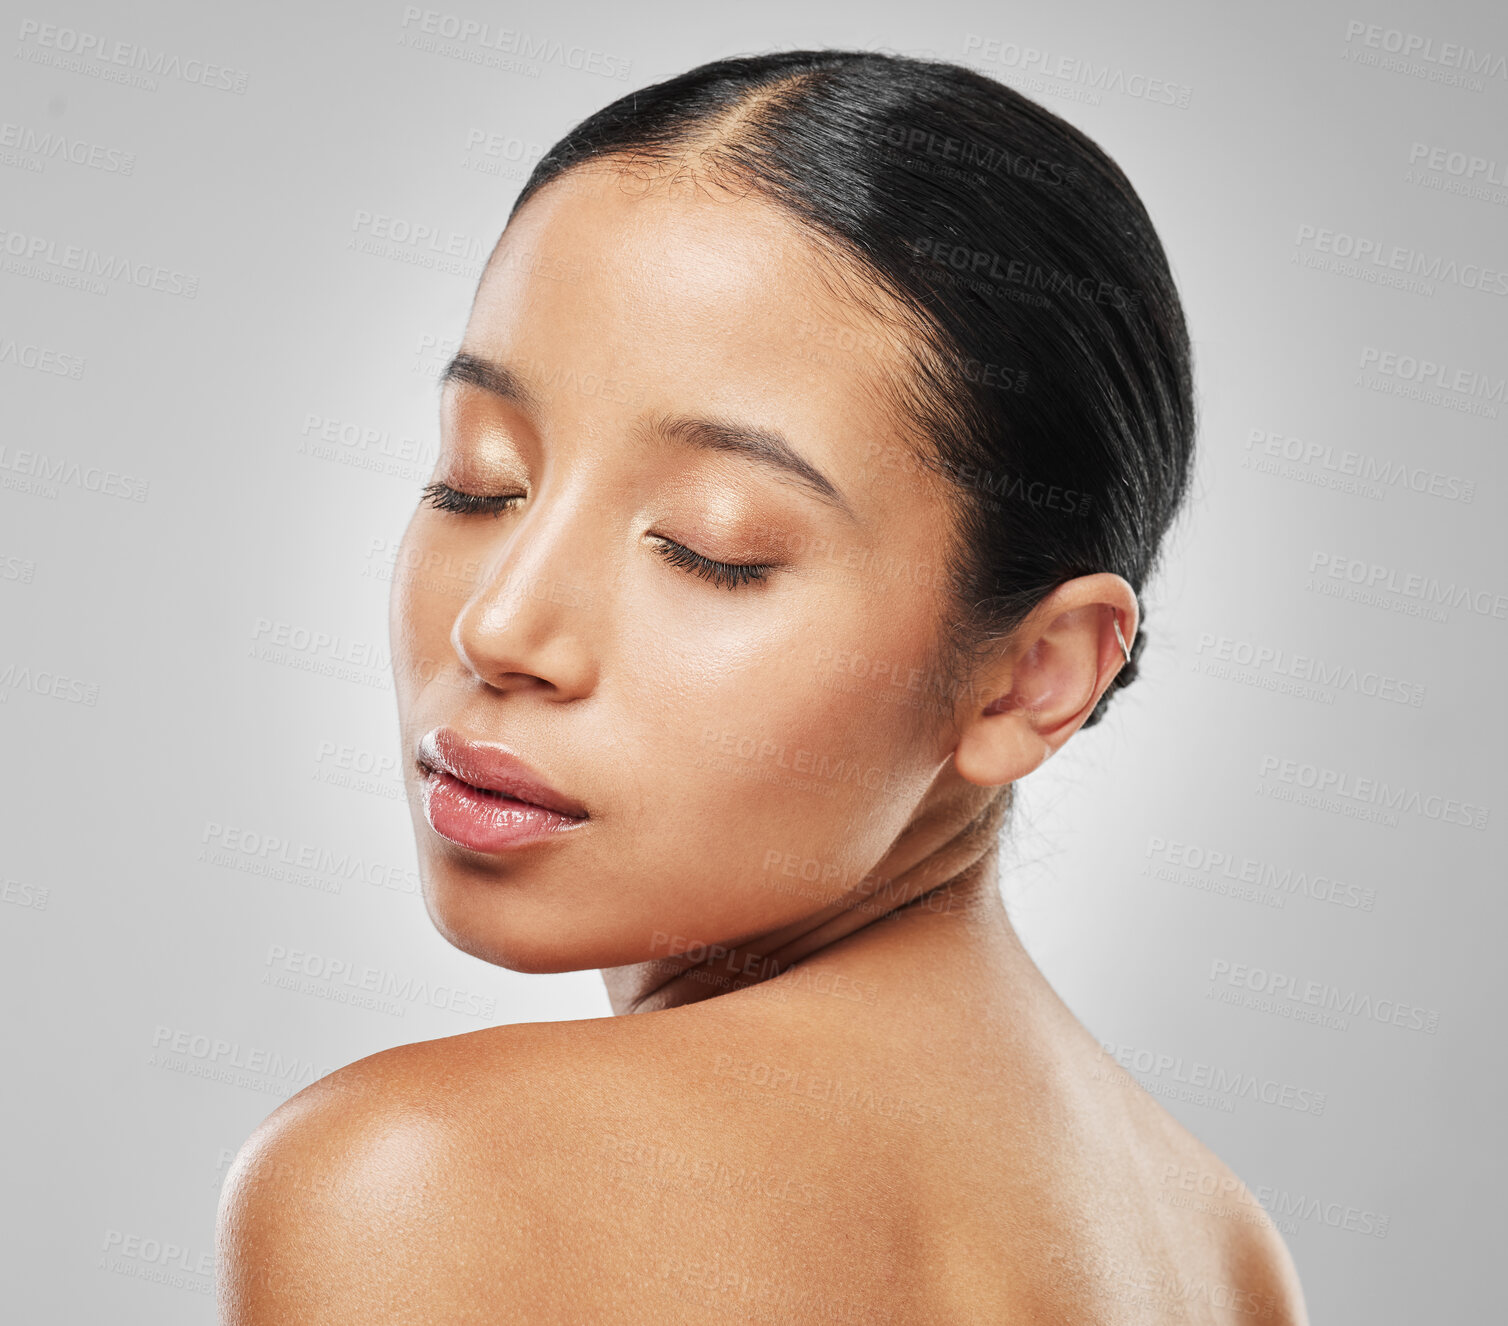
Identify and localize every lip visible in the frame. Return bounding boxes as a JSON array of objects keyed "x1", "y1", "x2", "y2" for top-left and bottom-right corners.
[{"x1": 416, "y1": 727, "x2": 588, "y2": 853}]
